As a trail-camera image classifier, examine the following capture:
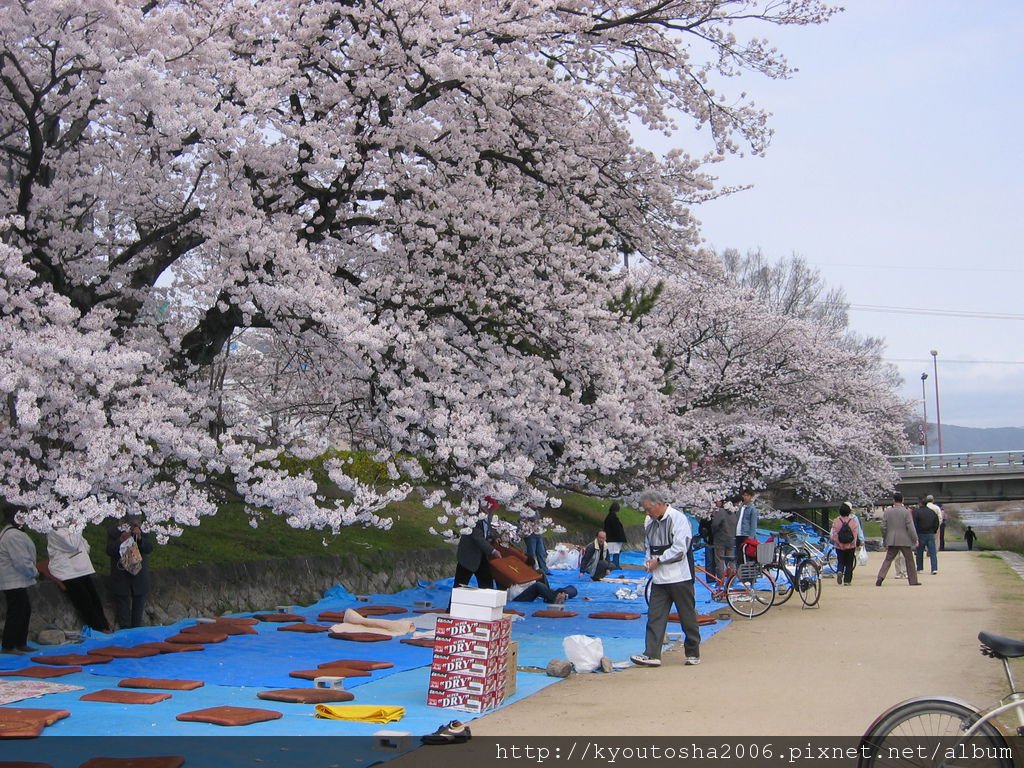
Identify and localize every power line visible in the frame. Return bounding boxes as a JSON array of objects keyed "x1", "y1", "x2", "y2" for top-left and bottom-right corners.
[
  {"x1": 843, "y1": 303, "x2": 1024, "y2": 321},
  {"x1": 812, "y1": 261, "x2": 1024, "y2": 274},
  {"x1": 886, "y1": 358, "x2": 1024, "y2": 366}
]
